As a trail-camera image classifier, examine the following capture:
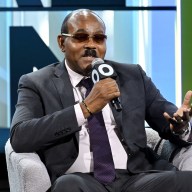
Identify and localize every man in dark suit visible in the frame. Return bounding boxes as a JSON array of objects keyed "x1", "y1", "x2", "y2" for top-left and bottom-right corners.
[{"x1": 10, "y1": 9, "x2": 192, "y2": 192}]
